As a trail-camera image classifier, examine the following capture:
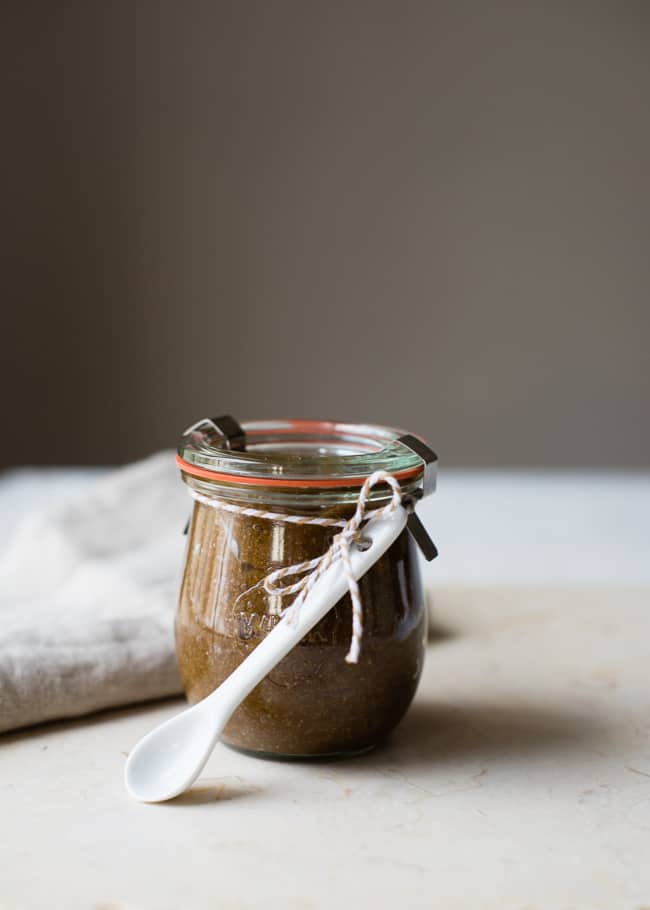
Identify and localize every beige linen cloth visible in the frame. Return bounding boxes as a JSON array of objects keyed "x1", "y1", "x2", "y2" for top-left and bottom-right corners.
[{"x1": 0, "y1": 453, "x2": 188, "y2": 733}]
